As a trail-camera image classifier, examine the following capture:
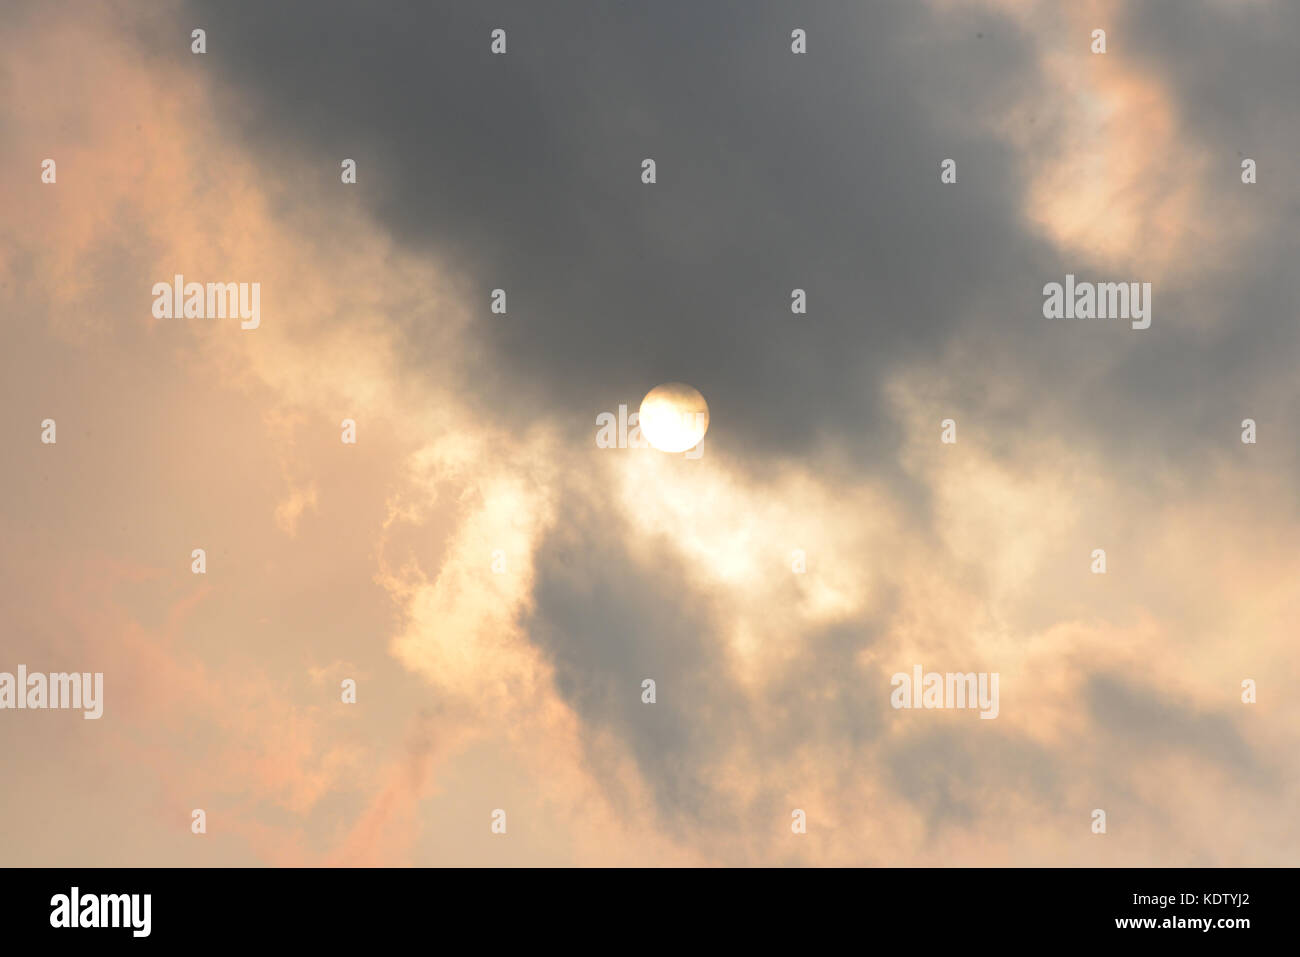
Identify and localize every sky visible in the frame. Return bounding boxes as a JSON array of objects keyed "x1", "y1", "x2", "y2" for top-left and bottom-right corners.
[{"x1": 1, "y1": 0, "x2": 1297, "y2": 866}]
